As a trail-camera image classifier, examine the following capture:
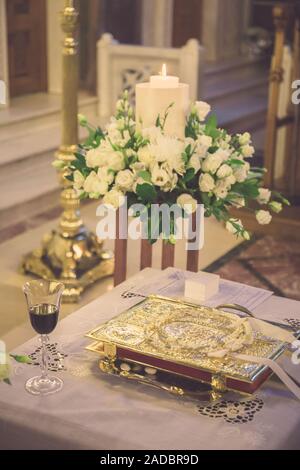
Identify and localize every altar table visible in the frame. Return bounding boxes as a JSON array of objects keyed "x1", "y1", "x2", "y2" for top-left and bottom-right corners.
[{"x1": 0, "y1": 268, "x2": 300, "y2": 450}]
